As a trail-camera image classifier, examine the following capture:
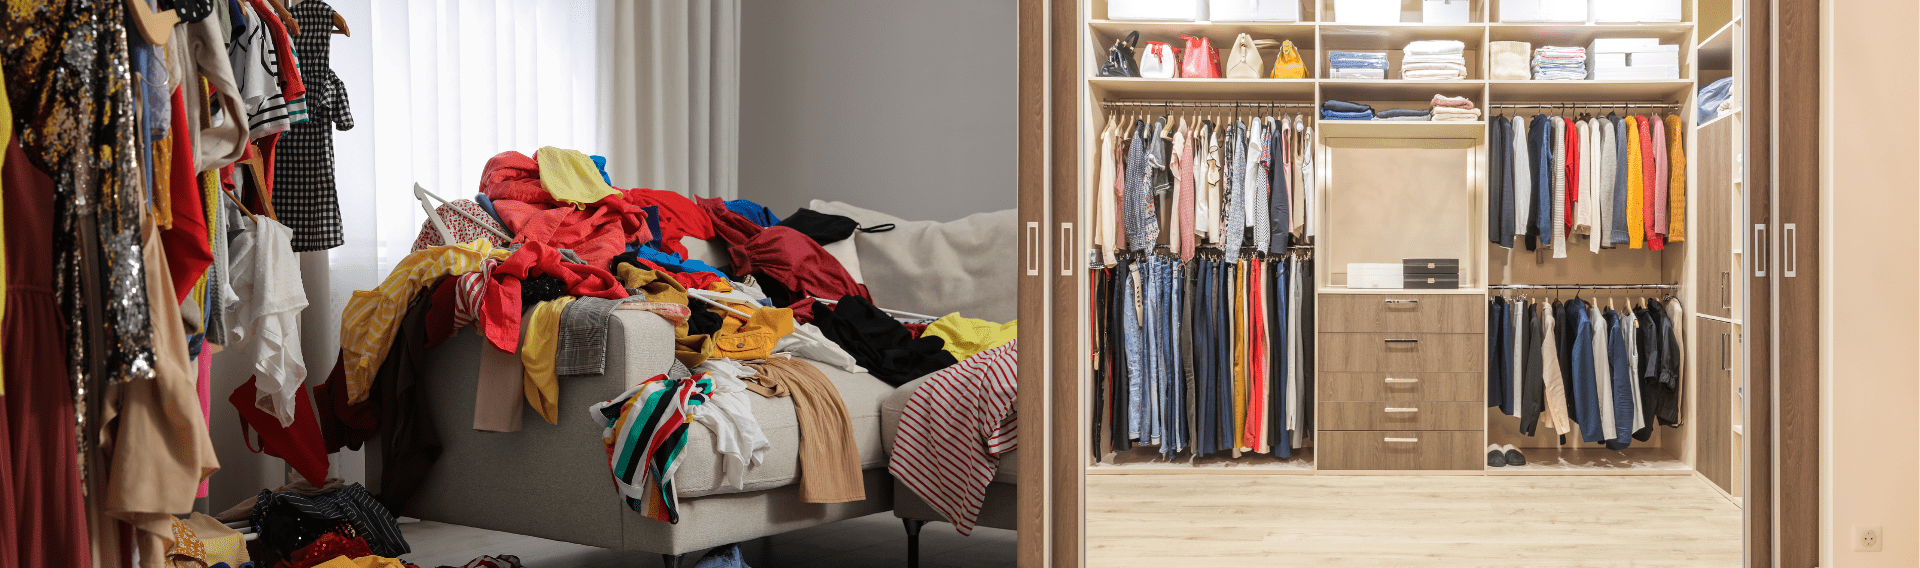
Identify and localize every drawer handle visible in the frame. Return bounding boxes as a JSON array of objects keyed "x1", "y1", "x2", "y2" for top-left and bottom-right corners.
[
  {"x1": 1383, "y1": 338, "x2": 1420, "y2": 344},
  {"x1": 1383, "y1": 407, "x2": 1419, "y2": 413},
  {"x1": 1383, "y1": 377, "x2": 1420, "y2": 383},
  {"x1": 1383, "y1": 299, "x2": 1420, "y2": 305},
  {"x1": 1384, "y1": 437, "x2": 1420, "y2": 443}
]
